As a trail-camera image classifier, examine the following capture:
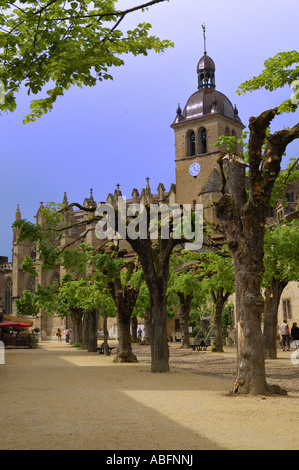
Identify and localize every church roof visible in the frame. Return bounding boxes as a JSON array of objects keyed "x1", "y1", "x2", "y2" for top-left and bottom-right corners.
[
  {"x1": 199, "y1": 166, "x2": 222, "y2": 195},
  {"x1": 183, "y1": 88, "x2": 242, "y2": 123}
]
